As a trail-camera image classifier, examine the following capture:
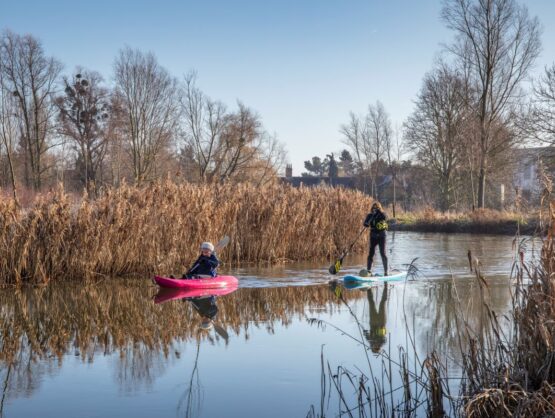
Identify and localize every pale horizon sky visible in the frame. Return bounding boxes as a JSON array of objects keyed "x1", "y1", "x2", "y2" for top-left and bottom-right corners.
[{"x1": 1, "y1": 0, "x2": 554, "y2": 175}]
